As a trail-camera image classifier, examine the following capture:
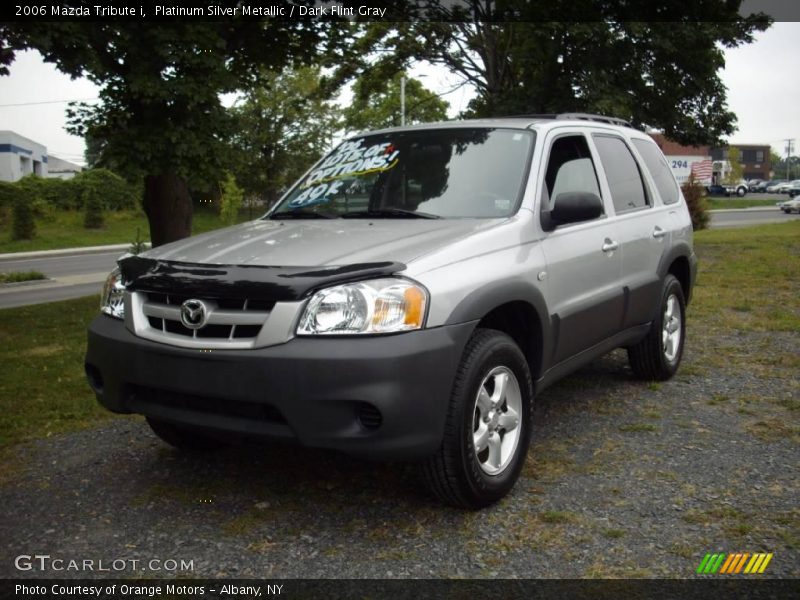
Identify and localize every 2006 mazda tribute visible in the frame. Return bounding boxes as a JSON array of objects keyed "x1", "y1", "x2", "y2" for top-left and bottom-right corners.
[{"x1": 86, "y1": 114, "x2": 696, "y2": 508}]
